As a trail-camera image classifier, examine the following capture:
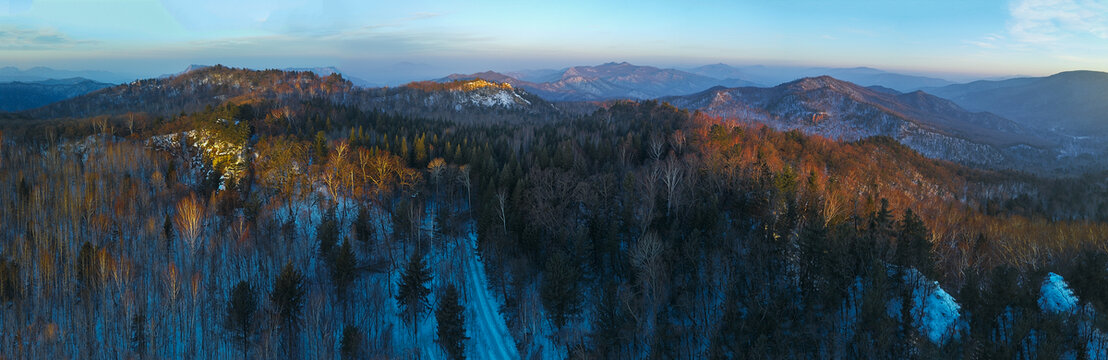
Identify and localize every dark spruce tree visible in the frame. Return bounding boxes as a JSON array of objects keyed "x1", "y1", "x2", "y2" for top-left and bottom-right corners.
[
  {"x1": 331, "y1": 240, "x2": 357, "y2": 300},
  {"x1": 318, "y1": 206, "x2": 339, "y2": 261},
  {"x1": 340, "y1": 325, "x2": 363, "y2": 360},
  {"x1": 77, "y1": 242, "x2": 100, "y2": 295},
  {"x1": 895, "y1": 208, "x2": 934, "y2": 278},
  {"x1": 540, "y1": 249, "x2": 581, "y2": 329},
  {"x1": 868, "y1": 198, "x2": 896, "y2": 262},
  {"x1": 226, "y1": 280, "x2": 257, "y2": 360},
  {"x1": 0, "y1": 259, "x2": 19, "y2": 304},
  {"x1": 162, "y1": 213, "x2": 174, "y2": 253},
  {"x1": 353, "y1": 205, "x2": 373, "y2": 245},
  {"x1": 594, "y1": 281, "x2": 630, "y2": 359},
  {"x1": 130, "y1": 312, "x2": 146, "y2": 359},
  {"x1": 435, "y1": 284, "x2": 467, "y2": 360},
  {"x1": 396, "y1": 253, "x2": 432, "y2": 328},
  {"x1": 272, "y1": 262, "x2": 305, "y2": 357}
]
